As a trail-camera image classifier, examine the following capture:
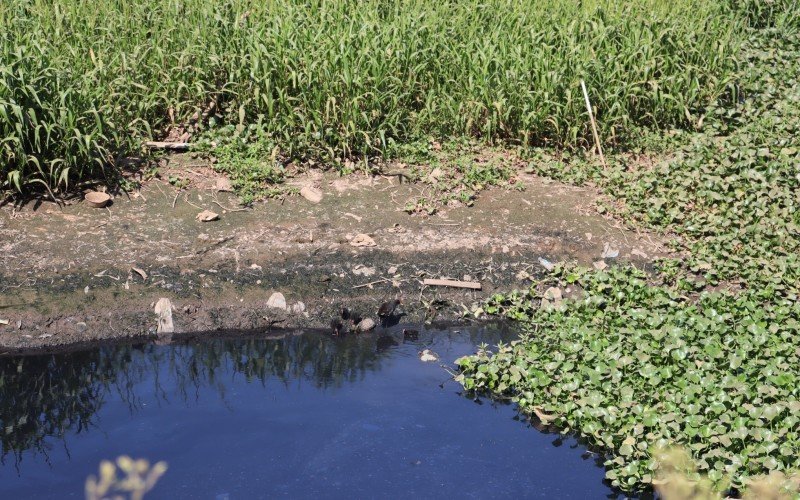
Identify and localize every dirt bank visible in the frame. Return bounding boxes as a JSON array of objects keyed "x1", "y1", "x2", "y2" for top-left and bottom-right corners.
[{"x1": 0, "y1": 156, "x2": 667, "y2": 353}]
